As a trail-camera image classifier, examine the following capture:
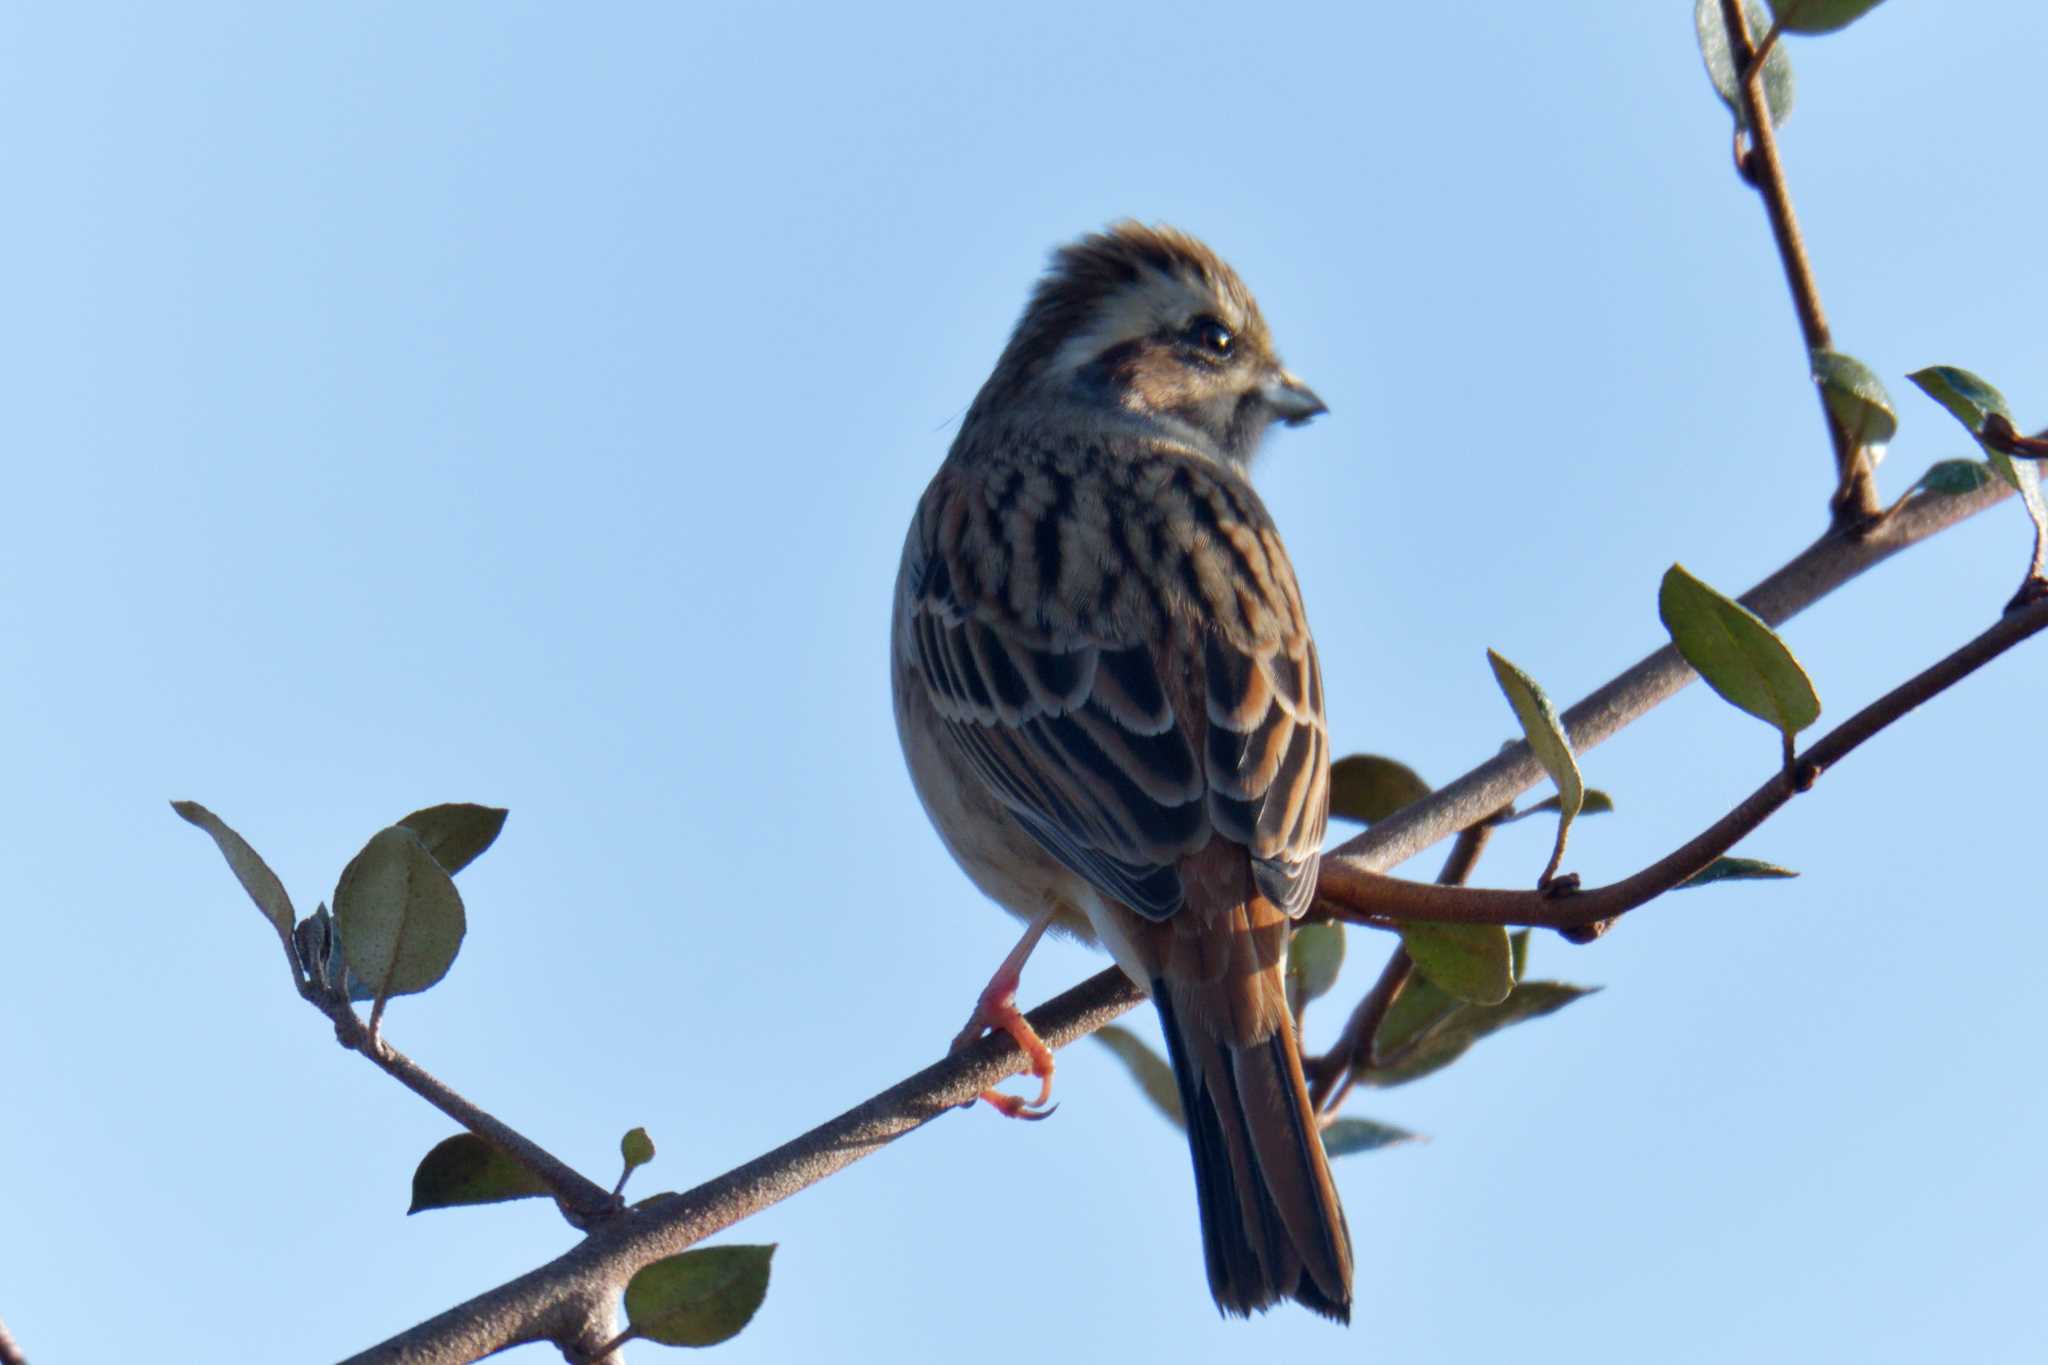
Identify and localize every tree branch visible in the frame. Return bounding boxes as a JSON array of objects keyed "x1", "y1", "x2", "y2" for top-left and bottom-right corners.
[
  {"x1": 343, "y1": 970, "x2": 1146, "y2": 1364},
  {"x1": 1307, "y1": 814, "x2": 1499, "y2": 1112},
  {"x1": 303, "y1": 982, "x2": 619, "y2": 1226},
  {"x1": 1717, "y1": 0, "x2": 1877, "y2": 521},
  {"x1": 1308, "y1": 945, "x2": 1412, "y2": 1116},
  {"x1": 1331, "y1": 476, "x2": 2011, "y2": 878},
  {"x1": 1317, "y1": 593, "x2": 2048, "y2": 930}
]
